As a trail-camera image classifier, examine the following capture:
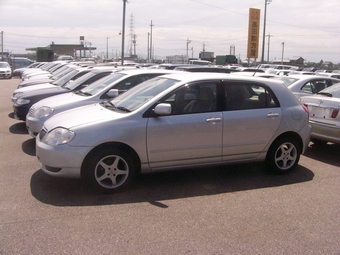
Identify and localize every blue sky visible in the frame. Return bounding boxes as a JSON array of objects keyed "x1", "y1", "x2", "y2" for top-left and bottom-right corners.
[{"x1": 0, "y1": 0, "x2": 339, "y2": 63}]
